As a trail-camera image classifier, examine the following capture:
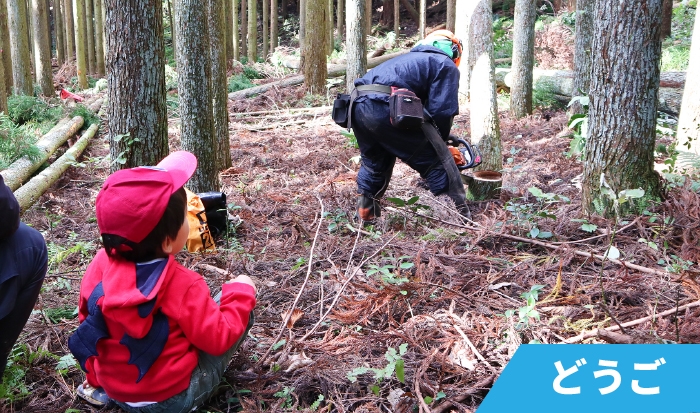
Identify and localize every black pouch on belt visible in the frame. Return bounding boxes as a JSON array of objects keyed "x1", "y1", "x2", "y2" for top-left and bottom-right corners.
[
  {"x1": 389, "y1": 88, "x2": 424, "y2": 129},
  {"x1": 331, "y1": 93, "x2": 351, "y2": 128},
  {"x1": 198, "y1": 192, "x2": 228, "y2": 237}
]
